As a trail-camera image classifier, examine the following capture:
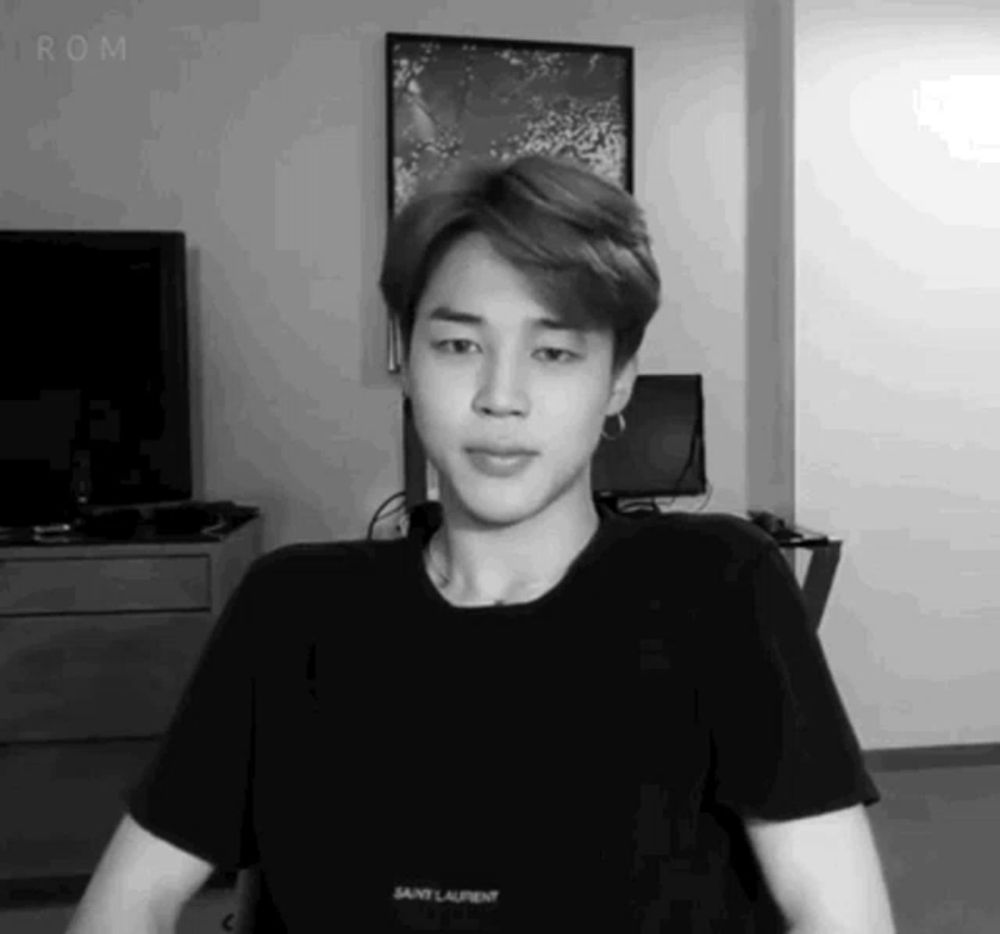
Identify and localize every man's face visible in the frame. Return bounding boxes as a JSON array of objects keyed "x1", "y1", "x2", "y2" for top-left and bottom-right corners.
[{"x1": 400, "y1": 232, "x2": 636, "y2": 529}]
